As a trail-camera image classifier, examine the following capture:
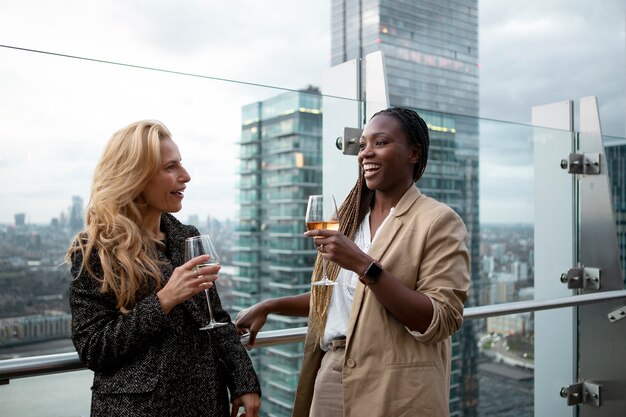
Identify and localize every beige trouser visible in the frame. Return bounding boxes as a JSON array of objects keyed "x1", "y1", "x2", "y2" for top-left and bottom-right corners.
[{"x1": 309, "y1": 339, "x2": 346, "y2": 417}]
